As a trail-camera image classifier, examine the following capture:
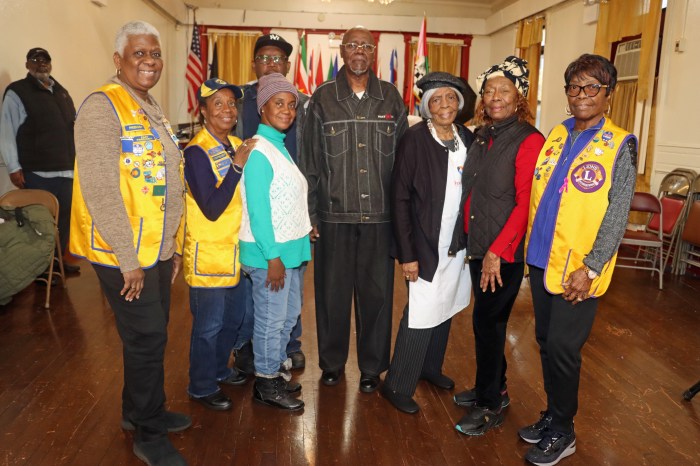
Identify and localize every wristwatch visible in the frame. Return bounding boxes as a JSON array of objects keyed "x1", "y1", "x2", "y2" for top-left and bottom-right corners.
[{"x1": 583, "y1": 265, "x2": 598, "y2": 279}]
